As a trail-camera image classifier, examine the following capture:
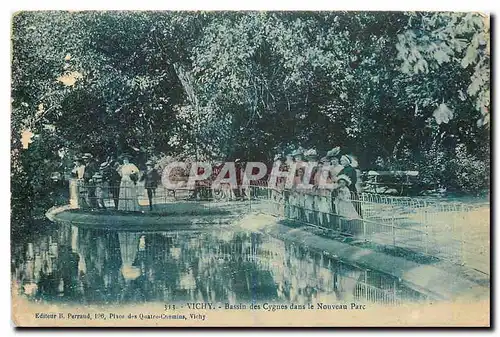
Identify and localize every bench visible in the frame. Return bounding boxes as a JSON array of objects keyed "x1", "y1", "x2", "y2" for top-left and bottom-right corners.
[{"x1": 362, "y1": 171, "x2": 419, "y2": 195}]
